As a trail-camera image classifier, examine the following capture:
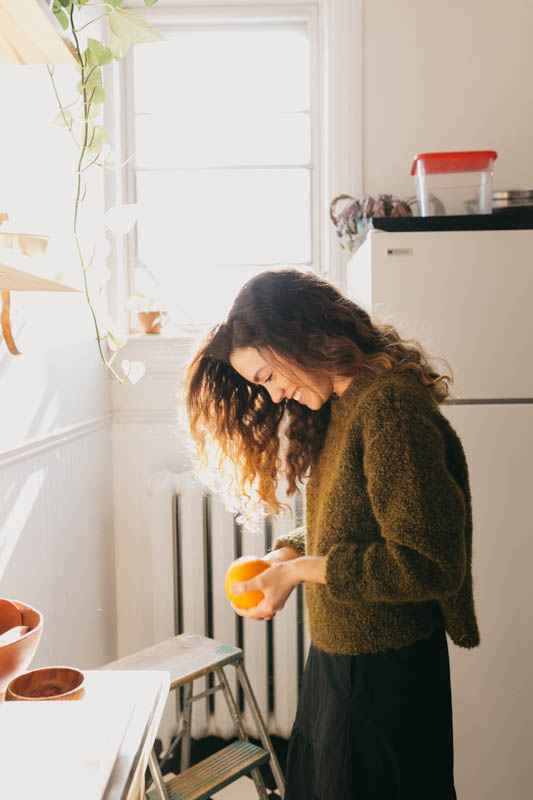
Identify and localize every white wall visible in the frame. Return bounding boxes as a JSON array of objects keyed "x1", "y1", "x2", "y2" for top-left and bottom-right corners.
[
  {"x1": 0, "y1": 64, "x2": 117, "y2": 669},
  {"x1": 362, "y1": 0, "x2": 533, "y2": 197}
]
